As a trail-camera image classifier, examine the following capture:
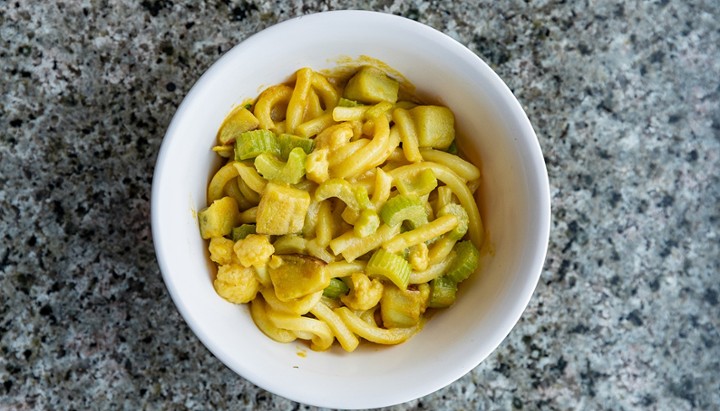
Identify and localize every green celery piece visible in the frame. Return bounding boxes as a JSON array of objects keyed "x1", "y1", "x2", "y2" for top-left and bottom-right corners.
[
  {"x1": 231, "y1": 224, "x2": 256, "y2": 241},
  {"x1": 254, "y1": 153, "x2": 285, "y2": 180},
  {"x1": 395, "y1": 168, "x2": 438, "y2": 197},
  {"x1": 323, "y1": 278, "x2": 350, "y2": 298},
  {"x1": 437, "y1": 203, "x2": 469, "y2": 240},
  {"x1": 338, "y1": 98, "x2": 362, "y2": 107},
  {"x1": 278, "y1": 133, "x2": 315, "y2": 160},
  {"x1": 235, "y1": 129, "x2": 280, "y2": 160},
  {"x1": 272, "y1": 234, "x2": 307, "y2": 254},
  {"x1": 427, "y1": 275, "x2": 457, "y2": 308},
  {"x1": 366, "y1": 248, "x2": 411, "y2": 290},
  {"x1": 354, "y1": 209, "x2": 380, "y2": 238},
  {"x1": 379, "y1": 194, "x2": 428, "y2": 228},
  {"x1": 254, "y1": 147, "x2": 306, "y2": 185},
  {"x1": 278, "y1": 147, "x2": 307, "y2": 184},
  {"x1": 315, "y1": 178, "x2": 360, "y2": 210},
  {"x1": 445, "y1": 241, "x2": 480, "y2": 283},
  {"x1": 446, "y1": 140, "x2": 458, "y2": 155},
  {"x1": 353, "y1": 185, "x2": 373, "y2": 210}
]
